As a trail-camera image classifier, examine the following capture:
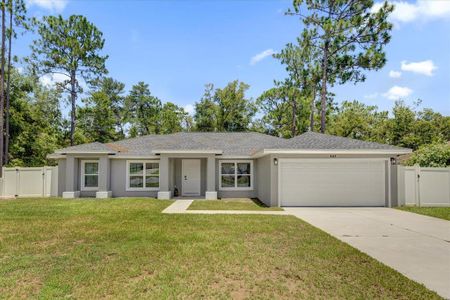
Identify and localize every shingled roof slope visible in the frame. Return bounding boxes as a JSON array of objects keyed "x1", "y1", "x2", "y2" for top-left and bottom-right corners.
[
  {"x1": 111, "y1": 132, "x2": 288, "y2": 156},
  {"x1": 285, "y1": 132, "x2": 407, "y2": 150},
  {"x1": 53, "y1": 131, "x2": 409, "y2": 156},
  {"x1": 55, "y1": 142, "x2": 117, "y2": 154}
]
